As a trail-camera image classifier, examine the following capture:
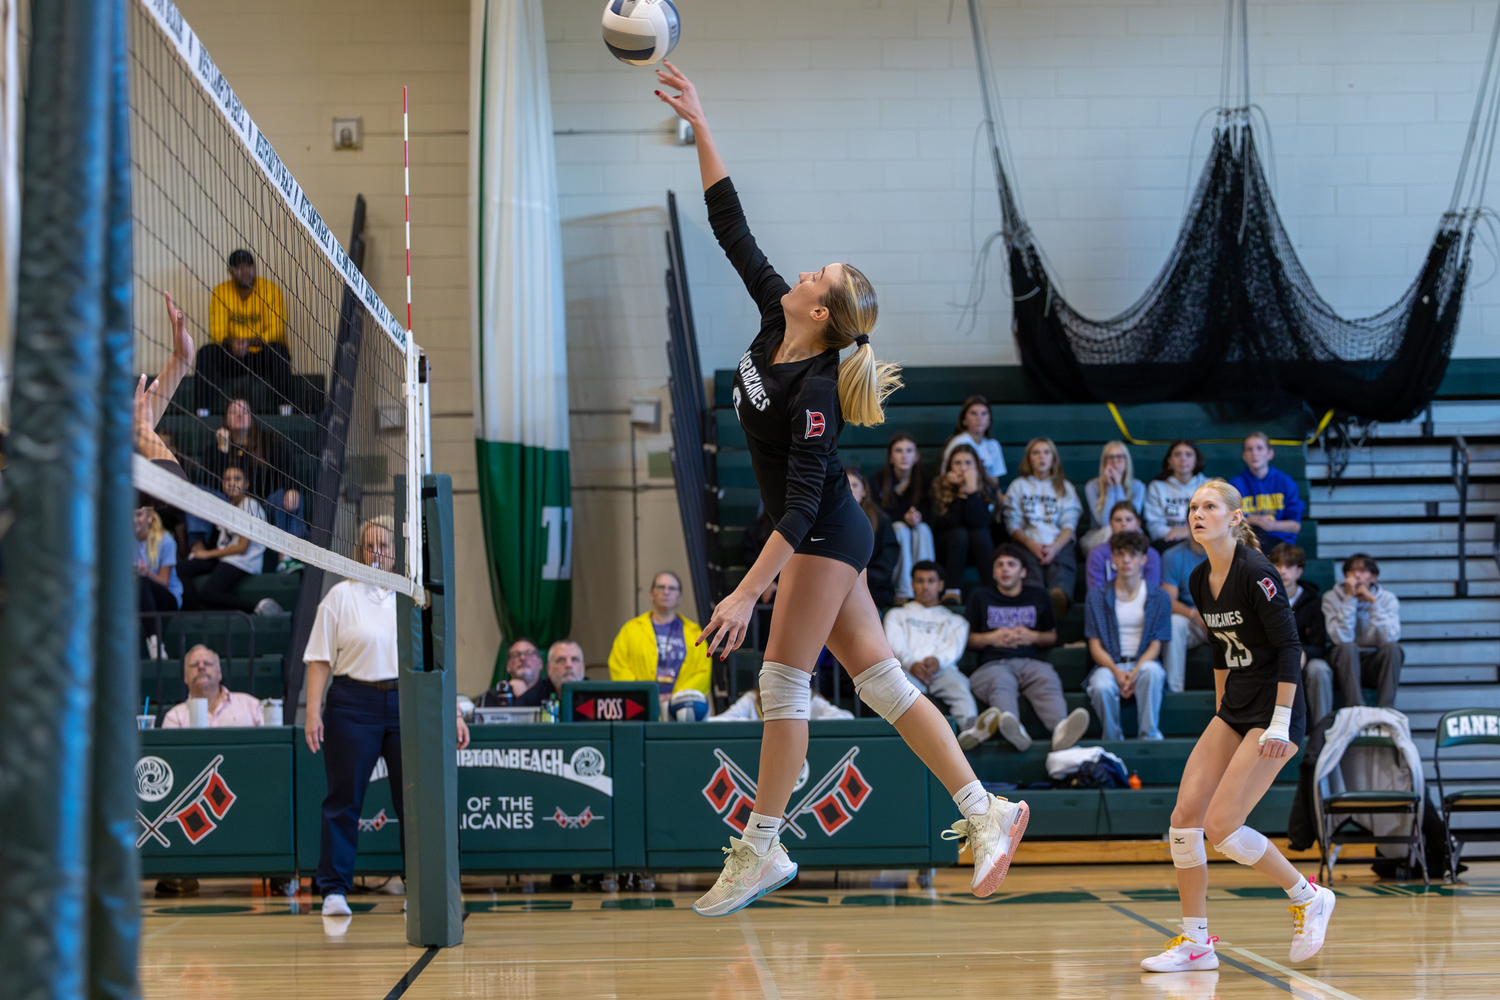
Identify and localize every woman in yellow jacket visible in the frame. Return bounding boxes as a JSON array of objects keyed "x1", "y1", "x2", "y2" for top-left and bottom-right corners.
[{"x1": 608, "y1": 572, "x2": 712, "y2": 714}]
